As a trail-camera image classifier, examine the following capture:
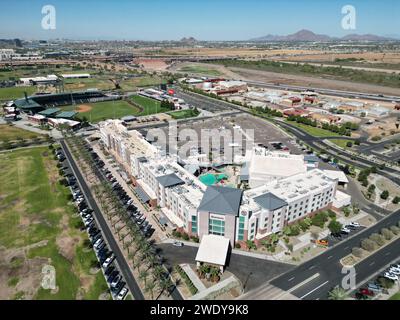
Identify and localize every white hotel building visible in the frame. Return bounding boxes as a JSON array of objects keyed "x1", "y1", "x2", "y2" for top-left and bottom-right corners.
[{"x1": 100, "y1": 120, "x2": 348, "y2": 245}]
